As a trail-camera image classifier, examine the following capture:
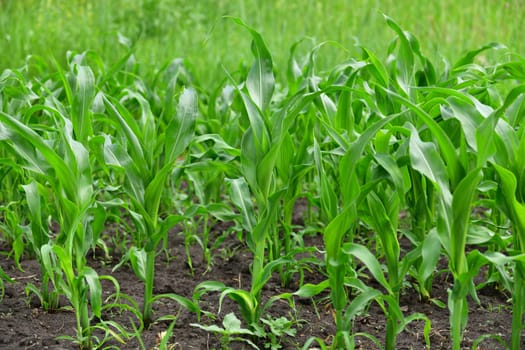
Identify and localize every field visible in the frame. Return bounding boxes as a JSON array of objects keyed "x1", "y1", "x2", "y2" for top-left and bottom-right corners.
[
  {"x1": 1, "y1": 1, "x2": 525, "y2": 349},
  {"x1": 2, "y1": 1, "x2": 525, "y2": 88}
]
